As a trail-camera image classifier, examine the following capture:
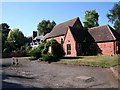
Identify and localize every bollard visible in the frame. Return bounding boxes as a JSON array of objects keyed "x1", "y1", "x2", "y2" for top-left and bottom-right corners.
[
  {"x1": 12, "y1": 57, "x2": 15, "y2": 65},
  {"x1": 16, "y1": 58, "x2": 19, "y2": 65}
]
